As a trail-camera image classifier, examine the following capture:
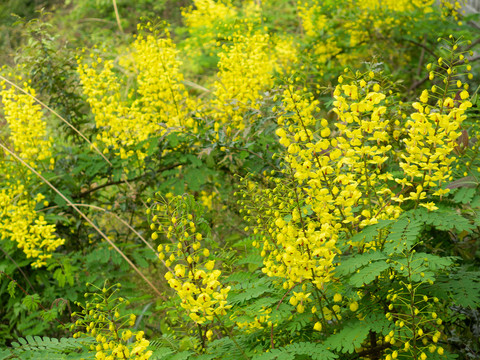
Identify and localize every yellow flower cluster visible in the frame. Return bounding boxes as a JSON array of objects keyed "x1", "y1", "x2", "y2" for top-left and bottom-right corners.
[
  {"x1": 238, "y1": 172, "x2": 337, "y2": 313},
  {"x1": 198, "y1": 190, "x2": 218, "y2": 210},
  {"x1": 296, "y1": 0, "x2": 437, "y2": 74},
  {"x1": 384, "y1": 284, "x2": 445, "y2": 359},
  {"x1": 235, "y1": 307, "x2": 272, "y2": 332},
  {"x1": 182, "y1": 0, "x2": 238, "y2": 30},
  {"x1": 181, "y1": 0, "x2": 262, "y2": 64},
  {"x1": 0, "y1": 187, "x2": 64, "y2": 268},
  {"x1": 211, "y1": 32, "x2": 275, "y2": 135},
  {"x1": 271, "y1": 36, "x2": 299, "y2": 75},
  {"x1": 400, "y1": 55, "x2": 472, "y2": 206},
  {"x1": 332, "y1": 73, "x2": 402, "y2": 228},
  {"x1": 77, "y1": 31, "x2": 194, "y2": 161},
  {"x1": 439, "y1": 0, "x2": 466, "y2": 24},
  {"x1": 1, "y1": 84, "x2": 52, "y2": 165},
  {"x1": 0, "y1": 83, "x2": 64, "y2": 268},
  {"x1": 72, "y1": 284, "x2": 152, "y2": 360},
  {"x1": 355, "y1": 0, "x2": 435, "y2": 13},
  {"x1": 297, "y1": 1, "x2": 328, "y2": 38},
  {"x1": 149, "y1": 195, "x2": 231, "y2": 325},
  {"x1": 164, "y1": 261, "x2": 231, "y2": 324},
  {"x1": 276, "y1": 79, "x2": 401, "y2": 241}
]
